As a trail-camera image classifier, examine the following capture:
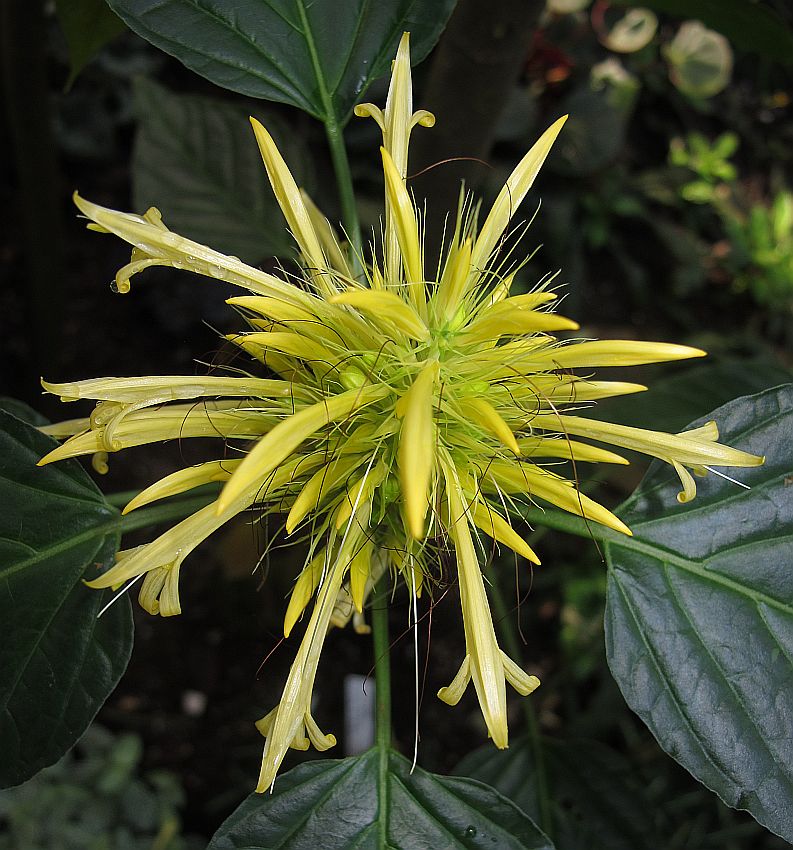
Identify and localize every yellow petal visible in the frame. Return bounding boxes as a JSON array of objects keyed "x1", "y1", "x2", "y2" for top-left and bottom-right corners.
[
  {"x1": 381, "y1": 147, "x2": 423, "y2": 292},
  {"x1": 672, "y1": 459, "x2": 698, "y2": 503},
  {"x1": 248, "y1": 118, "x2": 331, "y2": 292},
  {"x1": 436, "y1": 237, "x2": 472, "y2": 322},
  {"x1": 443, "y1": 461, "x2": 509, "y2": 748},
  {"x1": 330, "y1": 290, "x2": 429, "y2": 341},
  {"x1": 218, "y1": 385, "x2": 388, "y2": 515},
  {"x1": 470, "y1": 499, "x2": 541, "y2": 564},
  {"x1": 536, "y1": 380, "x2": 648, "y2": 404},
  {"x1": 286, "y1": 454, "x2": 363, "y2": 533},
  {"x1": 530, "y1": 340, "x2": 706, "y2": 369},
  {"x1": 39, "y1": 404, "x2": 277, "y2": 464},
  {"x1": 38, "y1": 418, "x2": 90, "y2": 440},
  {"x1": 398, "y1": 361, "x2": 440, "y2": 538},
  {"x1": 41, "y1": 375, "x2": 296, "y2": 404},
  {"x1": 458, "y1": 397, "x2": 520, "y2": 455},
  {"x1": 73, "y1": 192, "x2": 311, "y2": 303},
  {"x1": 349, "y1": 540, "x2": 373, "y2": 613},
  {"x1": 437, "y1": 655, "x2": 472, "y2": 706},
  {"x1": 123, "y1": 459, "x2": 240, "y2": 514},
  {"x1": 227, "y1": 331, "x2": 337, "y2": 365},
  {"x1": 460, "y1": 310, "x2": 579, "y2": 344},
  {"x1": 300, "y1": 189, "x2": 352, "y2": 279},
  {"x1": 283, "y1": 550, "x2": 326, "y2": 638},
  {"x1": 334, "y1": 460, "x2": 387, "y2": 529},
  {"x1": 489, "y1": 462, "x2": 632, "y2": 536},
  {"x1": 531, "y1": 413, "x2": 764, "y2": 469},
  {"x1": 517, "y1": 436, "x2": 628, "y2": 465},
  {"x1": 471, "y1": 116, "x2": 568, "y2": 274},
  {"x1": 500, "y1": 650, "x2": 541, "y2": 696}
]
